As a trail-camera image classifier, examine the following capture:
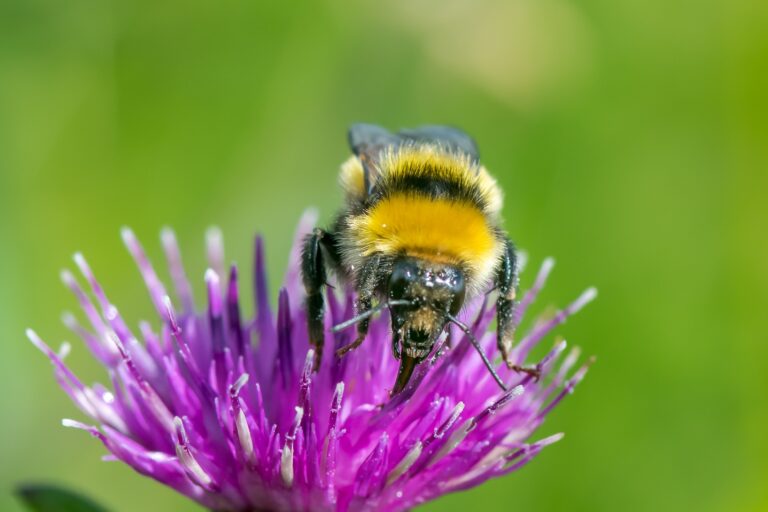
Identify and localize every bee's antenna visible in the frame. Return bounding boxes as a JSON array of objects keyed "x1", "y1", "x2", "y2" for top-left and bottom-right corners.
[
  {"x1": 331, "y1": 300, "x2": 414, "y2": 333},
  {"x1": 446, "y1": 313, "x2": 508, "y2": 391}
]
